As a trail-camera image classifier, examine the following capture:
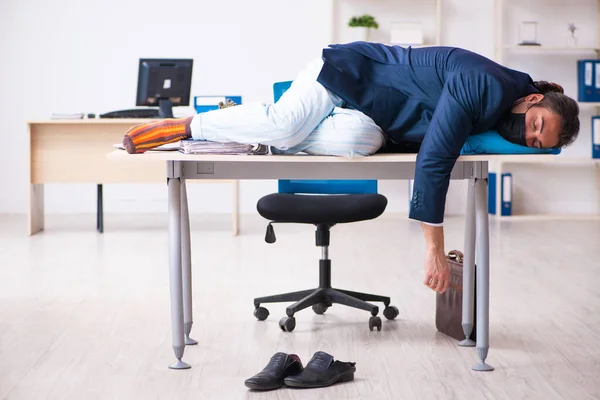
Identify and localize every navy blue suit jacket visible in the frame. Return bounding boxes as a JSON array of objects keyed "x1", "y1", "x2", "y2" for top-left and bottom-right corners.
[{"x1": 317, "y1": 42, "x2": 538, "y2": 224}]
